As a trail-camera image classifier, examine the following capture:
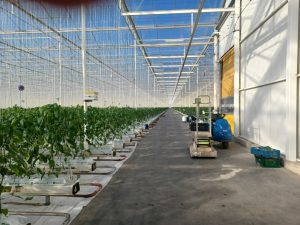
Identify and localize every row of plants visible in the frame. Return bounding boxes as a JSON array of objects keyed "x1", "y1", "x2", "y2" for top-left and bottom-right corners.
[
  {"x1": 173, "y1": 107, "x2": 197, "y2": 116},
  {"x1": 86, "y1": 107, "x2": 165, "y2": 146},
  {"x1": 0, "y1": 104, "x2": 166, "y2": 215},
  {"x1": 174, "y1": 107, "x2": 211, "y2": 118}
]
